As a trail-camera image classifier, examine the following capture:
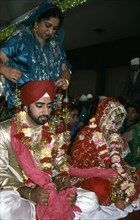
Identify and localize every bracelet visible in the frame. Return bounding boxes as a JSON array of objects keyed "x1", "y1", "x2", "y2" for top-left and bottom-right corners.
[
  {"x1": 28, "y1": 188, "x2": 33, "y2": 200},
  {"x1": 65, "y1": 79, "x2": 69, "y2": 86}
]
